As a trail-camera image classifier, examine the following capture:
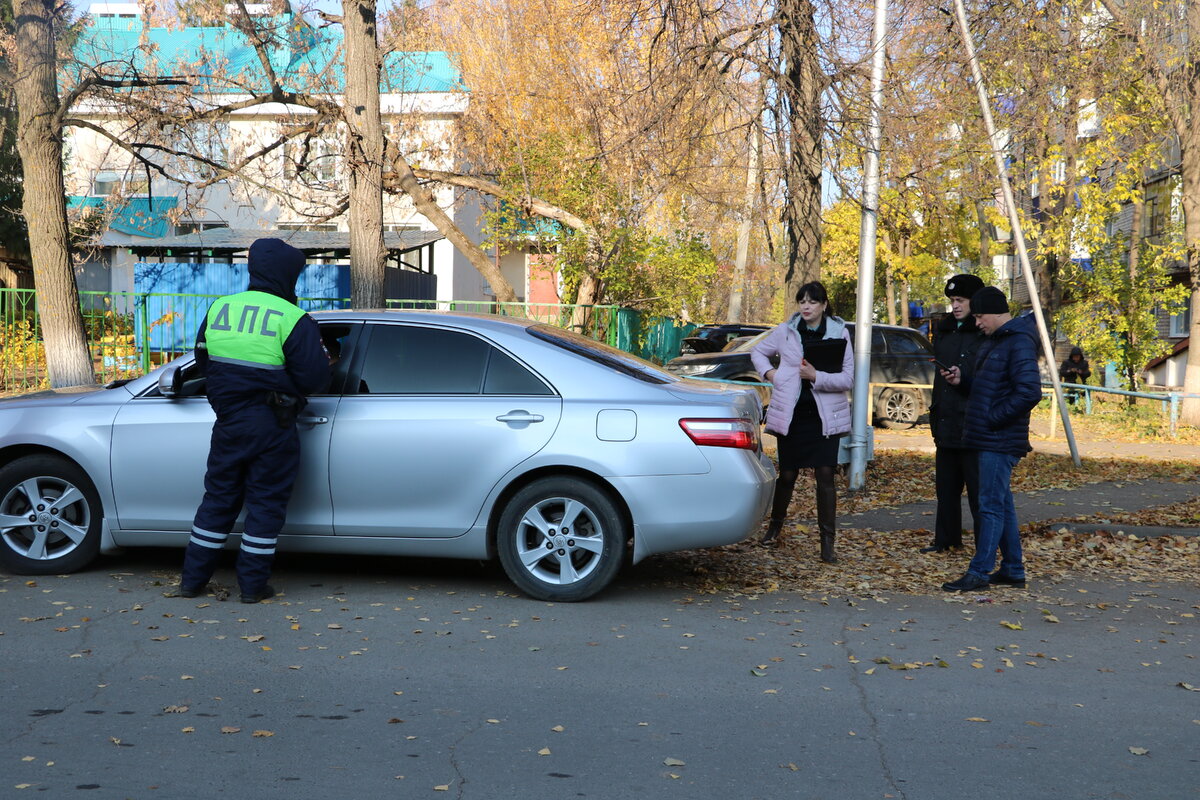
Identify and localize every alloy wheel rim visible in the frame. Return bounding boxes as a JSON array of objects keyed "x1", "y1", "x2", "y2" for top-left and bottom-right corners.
[
  {"x1": 0, "y1": 476, "x2": 90, "y2": 561},
  {"x1": 513, "y1": 496, "x2": 605, "y2": 586}
]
